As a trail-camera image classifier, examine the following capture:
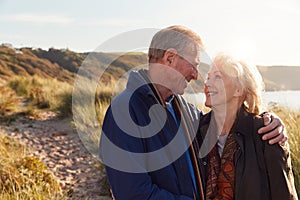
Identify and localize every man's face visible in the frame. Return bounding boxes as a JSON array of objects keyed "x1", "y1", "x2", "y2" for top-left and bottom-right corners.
[{"x1": 169, "y1": 50, "x2": 200, "y2": 95}]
